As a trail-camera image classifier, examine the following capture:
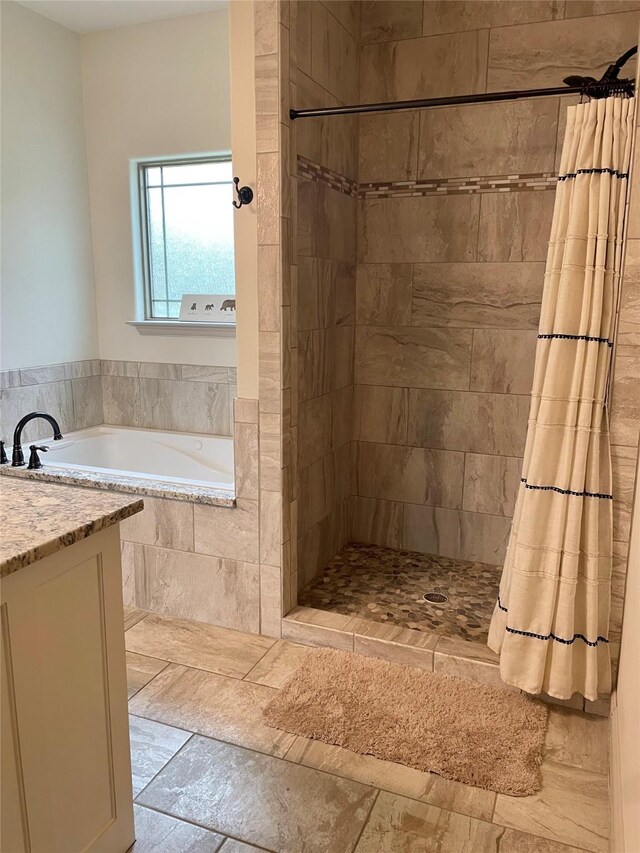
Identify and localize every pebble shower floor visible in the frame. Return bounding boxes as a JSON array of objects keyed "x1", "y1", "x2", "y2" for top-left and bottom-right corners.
[{"x1": 298, "y1": 543, "x2": 503, "y2": 643}]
